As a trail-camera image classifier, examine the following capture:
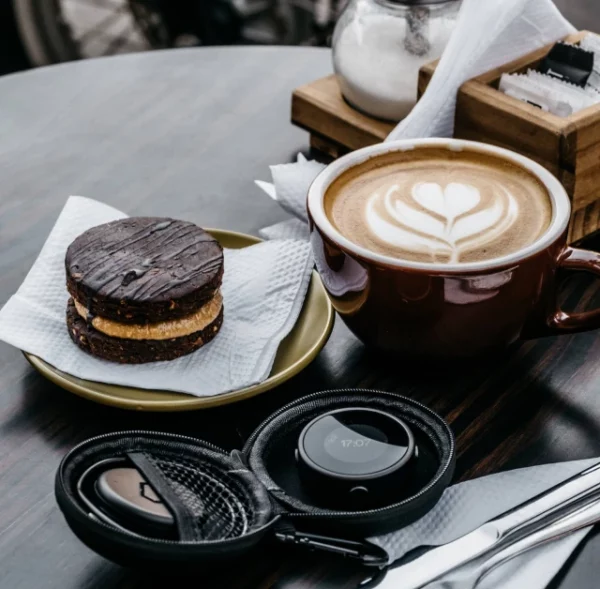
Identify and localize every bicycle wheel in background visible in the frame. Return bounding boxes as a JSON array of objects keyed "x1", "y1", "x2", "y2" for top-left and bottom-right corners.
[
  {"x1": 12, "y1": 0, "x2": 307, "y2": 67},
  {"x1": 12, "y1": 0, "x2": 171, "y2": 66}
]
